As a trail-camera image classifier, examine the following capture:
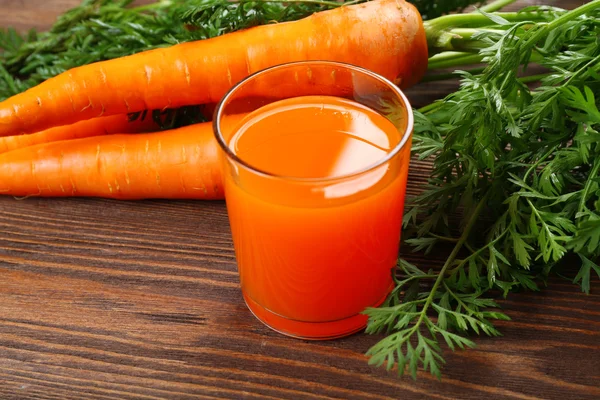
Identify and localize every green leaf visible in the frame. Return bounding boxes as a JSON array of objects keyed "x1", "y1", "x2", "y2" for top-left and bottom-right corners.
[
  {"x1": 573, "y1": 254, "x2": 600, "y2": 294},
  {"x1": 438, "y1": 329, "x2": 476, "y2": 351},
  {"x1": 512, "y1": 230, "x2": 534, "y2": 268},
  {"x1": 560, "y1": 85, "x2": 600, "y2": 123},
  {"x1": 478, "y1": 9, "x2": 511, "y2": 25},
  {"x1": 495, "y1": 280, "x2": 516, "y2": 297},
  {"x1": 568, "y1": 215, "x2": 600, "y2": 254},
  {"x1": 509, "y1": 269, "x2": 539, "y2": 291},
  {"x1": 480, "y1": 311, "x2": 511, "y2": 321},
  {"x1": 403, "y1": 279, "x2": 421, "y2": 303},
  {"x1": 437, "y1": 309, "x2": 448, "y2": 331},
  {"x1": 406, "y1": 237, "x2": 438, "y2": 254},
  {"x1": 403, "y1": 206, "x2": 420, "y2": 229},
  {"x1": 396, "y1": 347, "x2": 408, "y2": 377},
  {"x1": 407, "y1": 341, "x2": 419, "y2": 380},
  {"x1": 487, "y1": 250, "x2": 500, "y2": 286},
  {"x1": 491, "y1": 245, "x2": 511, "y2": 266},
  {"x1": 468, "y1": 257, "x2": 481, "y2": 288}
]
